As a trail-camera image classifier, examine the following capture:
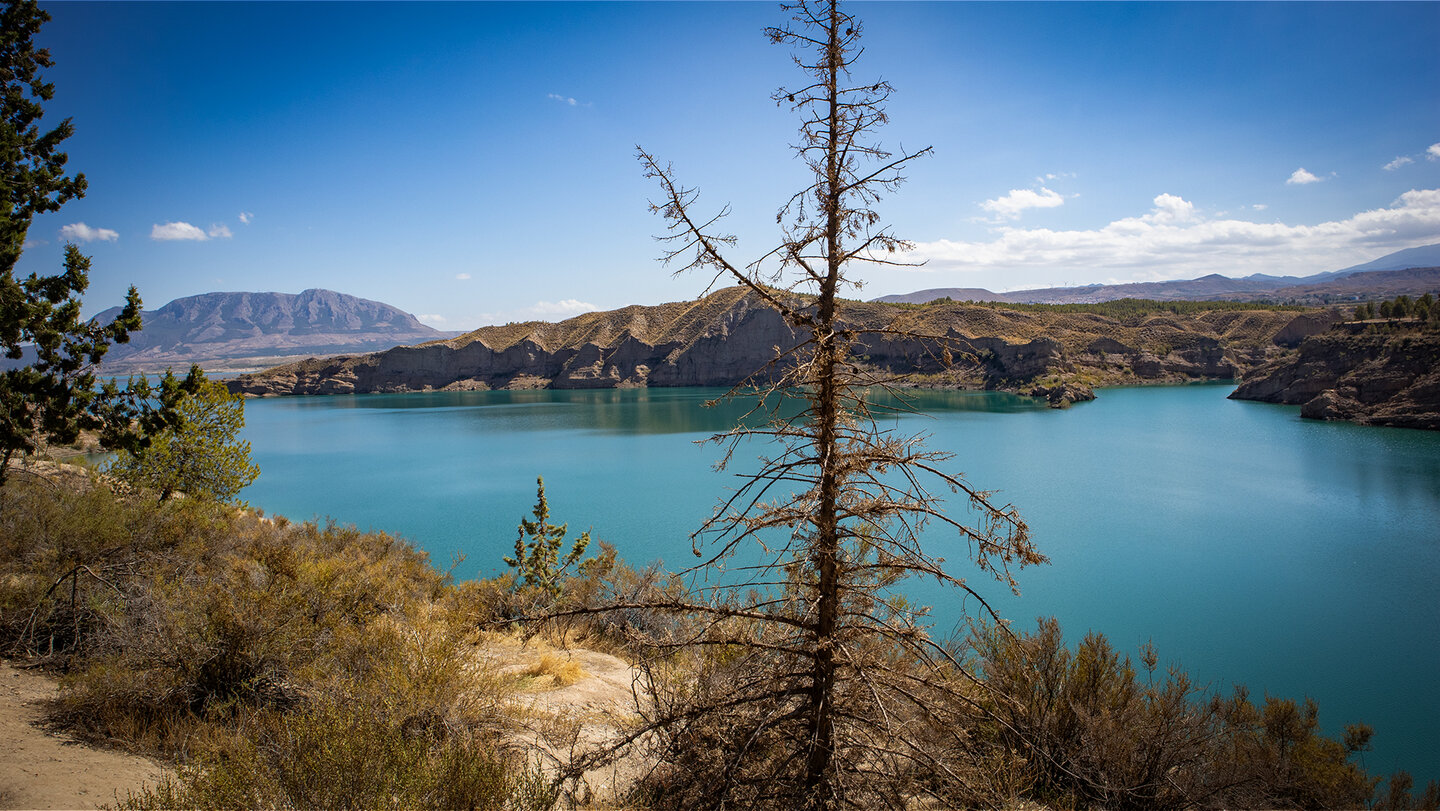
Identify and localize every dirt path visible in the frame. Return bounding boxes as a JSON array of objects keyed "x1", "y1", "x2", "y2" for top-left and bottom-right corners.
[{"x1": 0, "y1": 661, "x2": 167, "y2": 810}]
